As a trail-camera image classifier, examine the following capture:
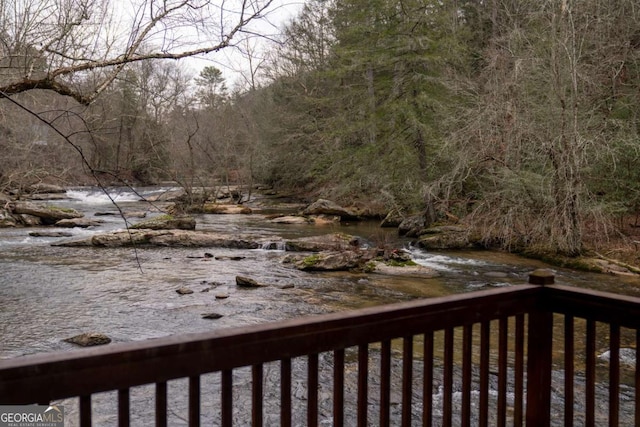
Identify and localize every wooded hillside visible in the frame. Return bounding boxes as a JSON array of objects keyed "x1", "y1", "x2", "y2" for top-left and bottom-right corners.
[{"x1": 1, "y1": 0, "x2": 639, "y2": 258}]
